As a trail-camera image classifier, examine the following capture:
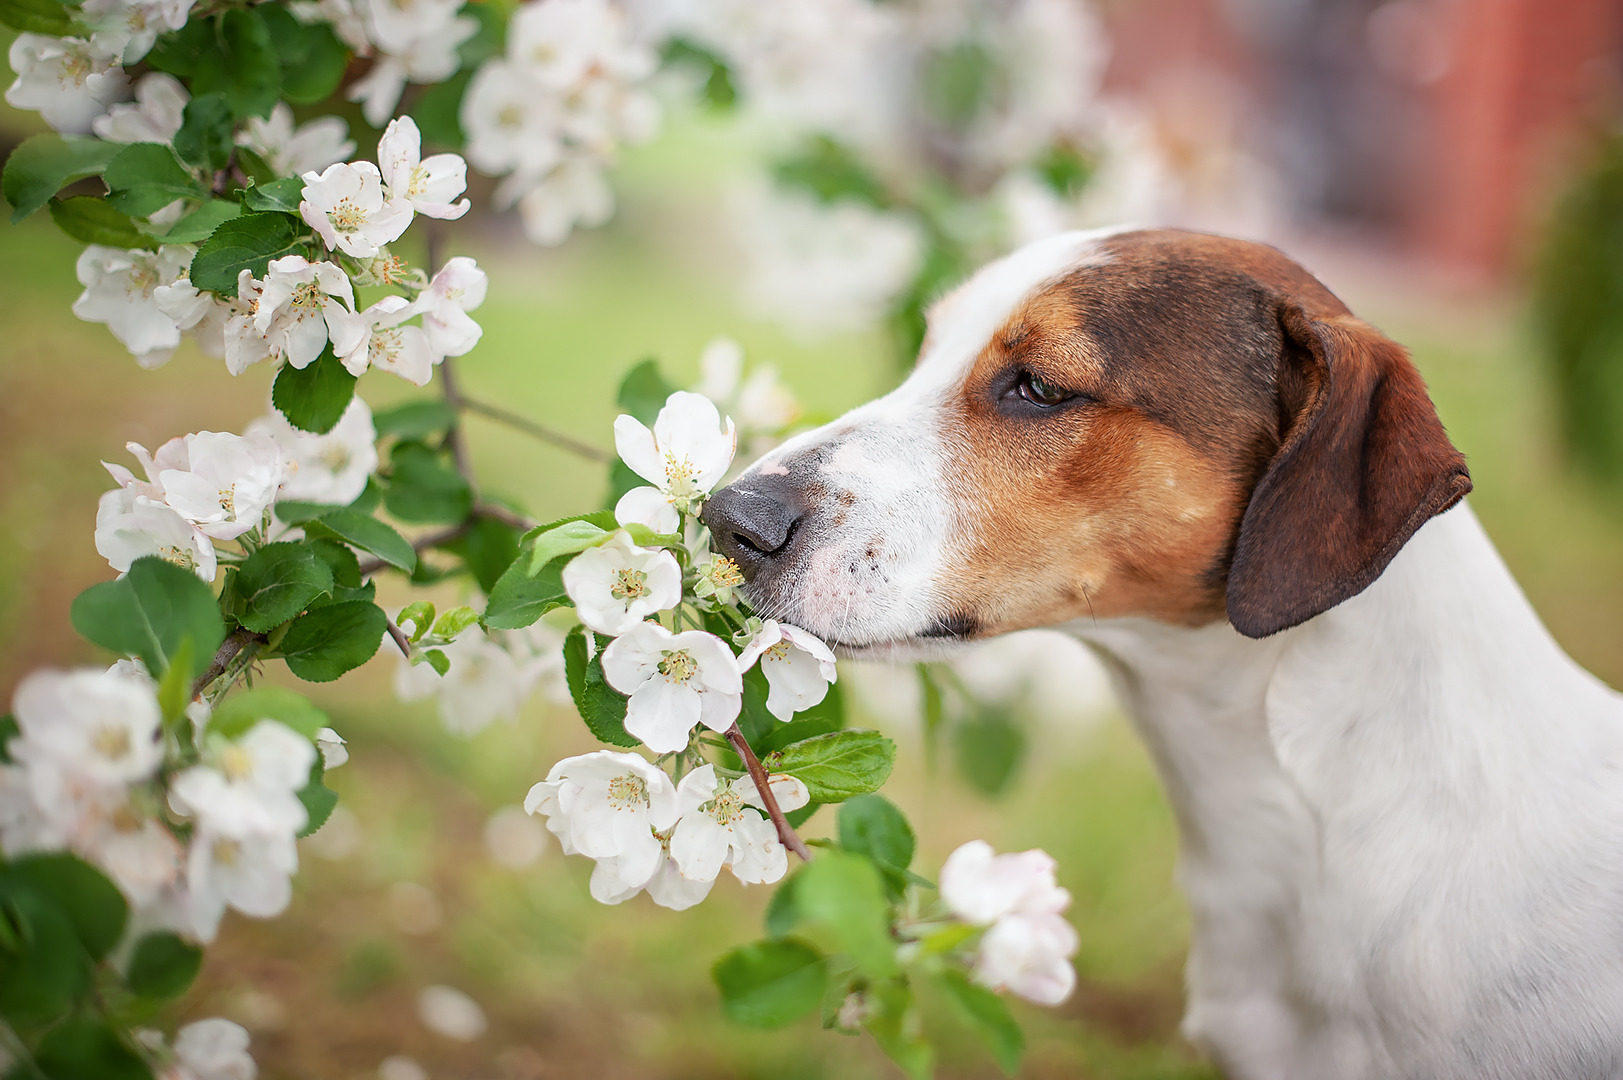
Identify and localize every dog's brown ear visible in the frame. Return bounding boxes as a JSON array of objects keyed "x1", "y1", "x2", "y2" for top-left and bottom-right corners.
[{"x1": 1226, "y1": 306, "x2": 1472, "y2": 638}]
